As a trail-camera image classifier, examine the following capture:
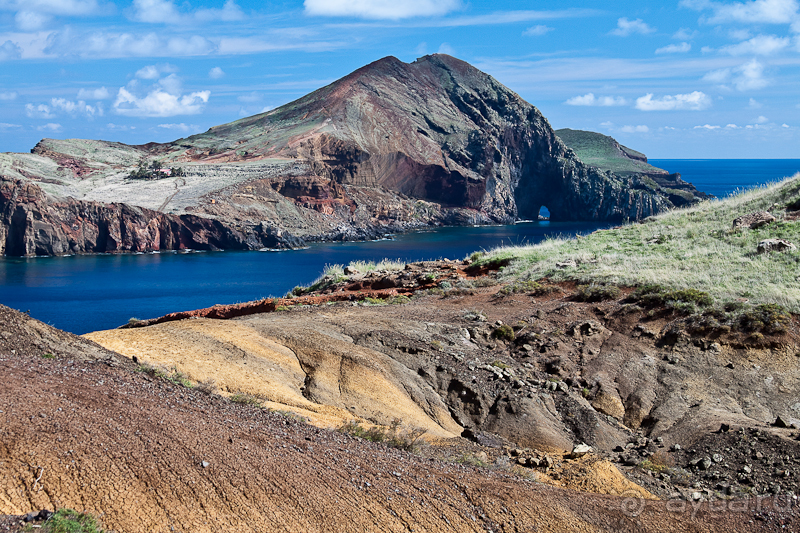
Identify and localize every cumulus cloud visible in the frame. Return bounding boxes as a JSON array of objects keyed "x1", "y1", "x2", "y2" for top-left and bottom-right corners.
[
  {"x1": 15, "y1": 11, "x2": 51, "y2": 30},
  {"x1": 694, "y1": 124, "x2": 721, "y2": 129},
  {"x1": 726, "y1": 123, "x2": 741, "y2": 127},
  {"x1": 136, "y1": 64, "x2": 177, "y2": 79},
  {"x1": 755, "y1": 114, "x2": 769, "y2": 122},
  {"x1": 620, "y1": 125, "x2": 650, "y2": 132},
  {"x1": 0, "y1": 40, "x2": 22, "y2": 60},
  {"x1": 611, "y1": 17, "x2": 656, "y2": 36},
  {"x1": 303, "y1": 0, "x2": 461, "y2": 19},
  {"x1": 635, "y1": 91, "x2": 712, "y2": 111},
  {"x1": 565, "y1": 93, "x2": 628, "y2": 106},
  {"x1": 114, "y1": 87, "x2": 209, "y2": 116},
  {"x1": 720, "y1": 34, "x2": 790, "y2": 54},
  {"x1": 702, "y1": 59, "x2": 769, "y2": 90},
  {"x1": 50, "y1": 97, "x2": 103, "y2": 117},
  {"x1": 209, "y1": 66, "x2": 225, "y2": 79},
  {"x1": 157, "y1": 122, "x2": 199, "y2": 131},
  {"x1": 656, "y1": 42, "x2": 692, "y2": 53},
  {"x1": 25, "y1": 103, "x2": 55, "y2": 119},
  {"x1": 131, "y1": 0, "x2": 244, "y2": 24},
  {"x1": 748, "y1": 97, "x2": 763, "y2": 107},
  {"x1": 77, "y1": 87, "x2": 110, "y2": 100},
  {"x1": 0, "y1": 91, "x2": 17, "y2": 100},
  {"x1": 523, "y1": 24, "x2": 552, "y2": 36},
  {"x1": 681, "y1": 0, "x2": 800, "y2": 24},
  {"x1": 783, "y1": 123, "x2": 790, "y2": 127},
  {"x1": 673, "y1": 27, "x2": 698, "y2": 39},
  {"x1": 37, "y1": 122, "x2": 62, "y2": 132}
]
